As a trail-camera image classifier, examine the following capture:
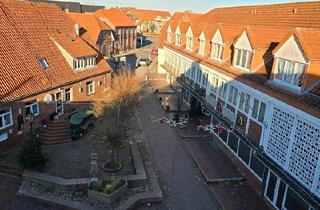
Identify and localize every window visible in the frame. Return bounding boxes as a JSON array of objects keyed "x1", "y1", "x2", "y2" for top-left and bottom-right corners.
[
  {"x1": 196, "y1": 68, "x2": 202, "y2": 84},
  {"x1": 234, "y1": 49, "x2": 252, "y2": 70},
  {"x1": 238, "y1": 92, "x2": 251, "y2": 114},
  {"x1": 86, "y1": 81, "x2": 95, "y2": 95},
  {"x1": 39, "y1": 58, "x2": 49, "y2": 69},
  {"x1": 186, "y1": 36, "x2": 193, "y2": 50},
  {"x1": 0, "y1": 108, "x2": 12, "y2": 129},
  {"x1": 251, "y1": 98, "x2": 266, "y2": 123},
  {"x1": 167, "y1": 32, "x2": 172, "y2": 43},
  {"x1": 191, "y1": 66, "x2": 196, "y2": 80},
  {"x1": 65, "y1": 88, "x2": 72, "y2": 102},
  {"x1": 218, "y1": 79, "x2": 228, "y2": 99},
  {"x1": 274, "y1": 58, "x2": 305, "y2": 88},
  {"x1": 74, "y1": 57, "x2": 95, "y2": 70},
  {"x1": 228, "y1": 85, "x2": 239, "y2": 106},
  {"x1": 25, "y1": 101, "x2": 39, "y2": 117},
  {"x1": 199, "y1": 39, "x2": 206, "y2": 55},
  {"x1": 202, "y1": 72, "x2": 208, "y2": 87},
  {"x1": 211, "y1": 43, "x2": 224, "y2": 60},
  {"x1": 210, "y1": 75, "x2": 219, "y2": 95},
  {"x1": 176, "y1": 34, "x2": 181, "y2": 45}
]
